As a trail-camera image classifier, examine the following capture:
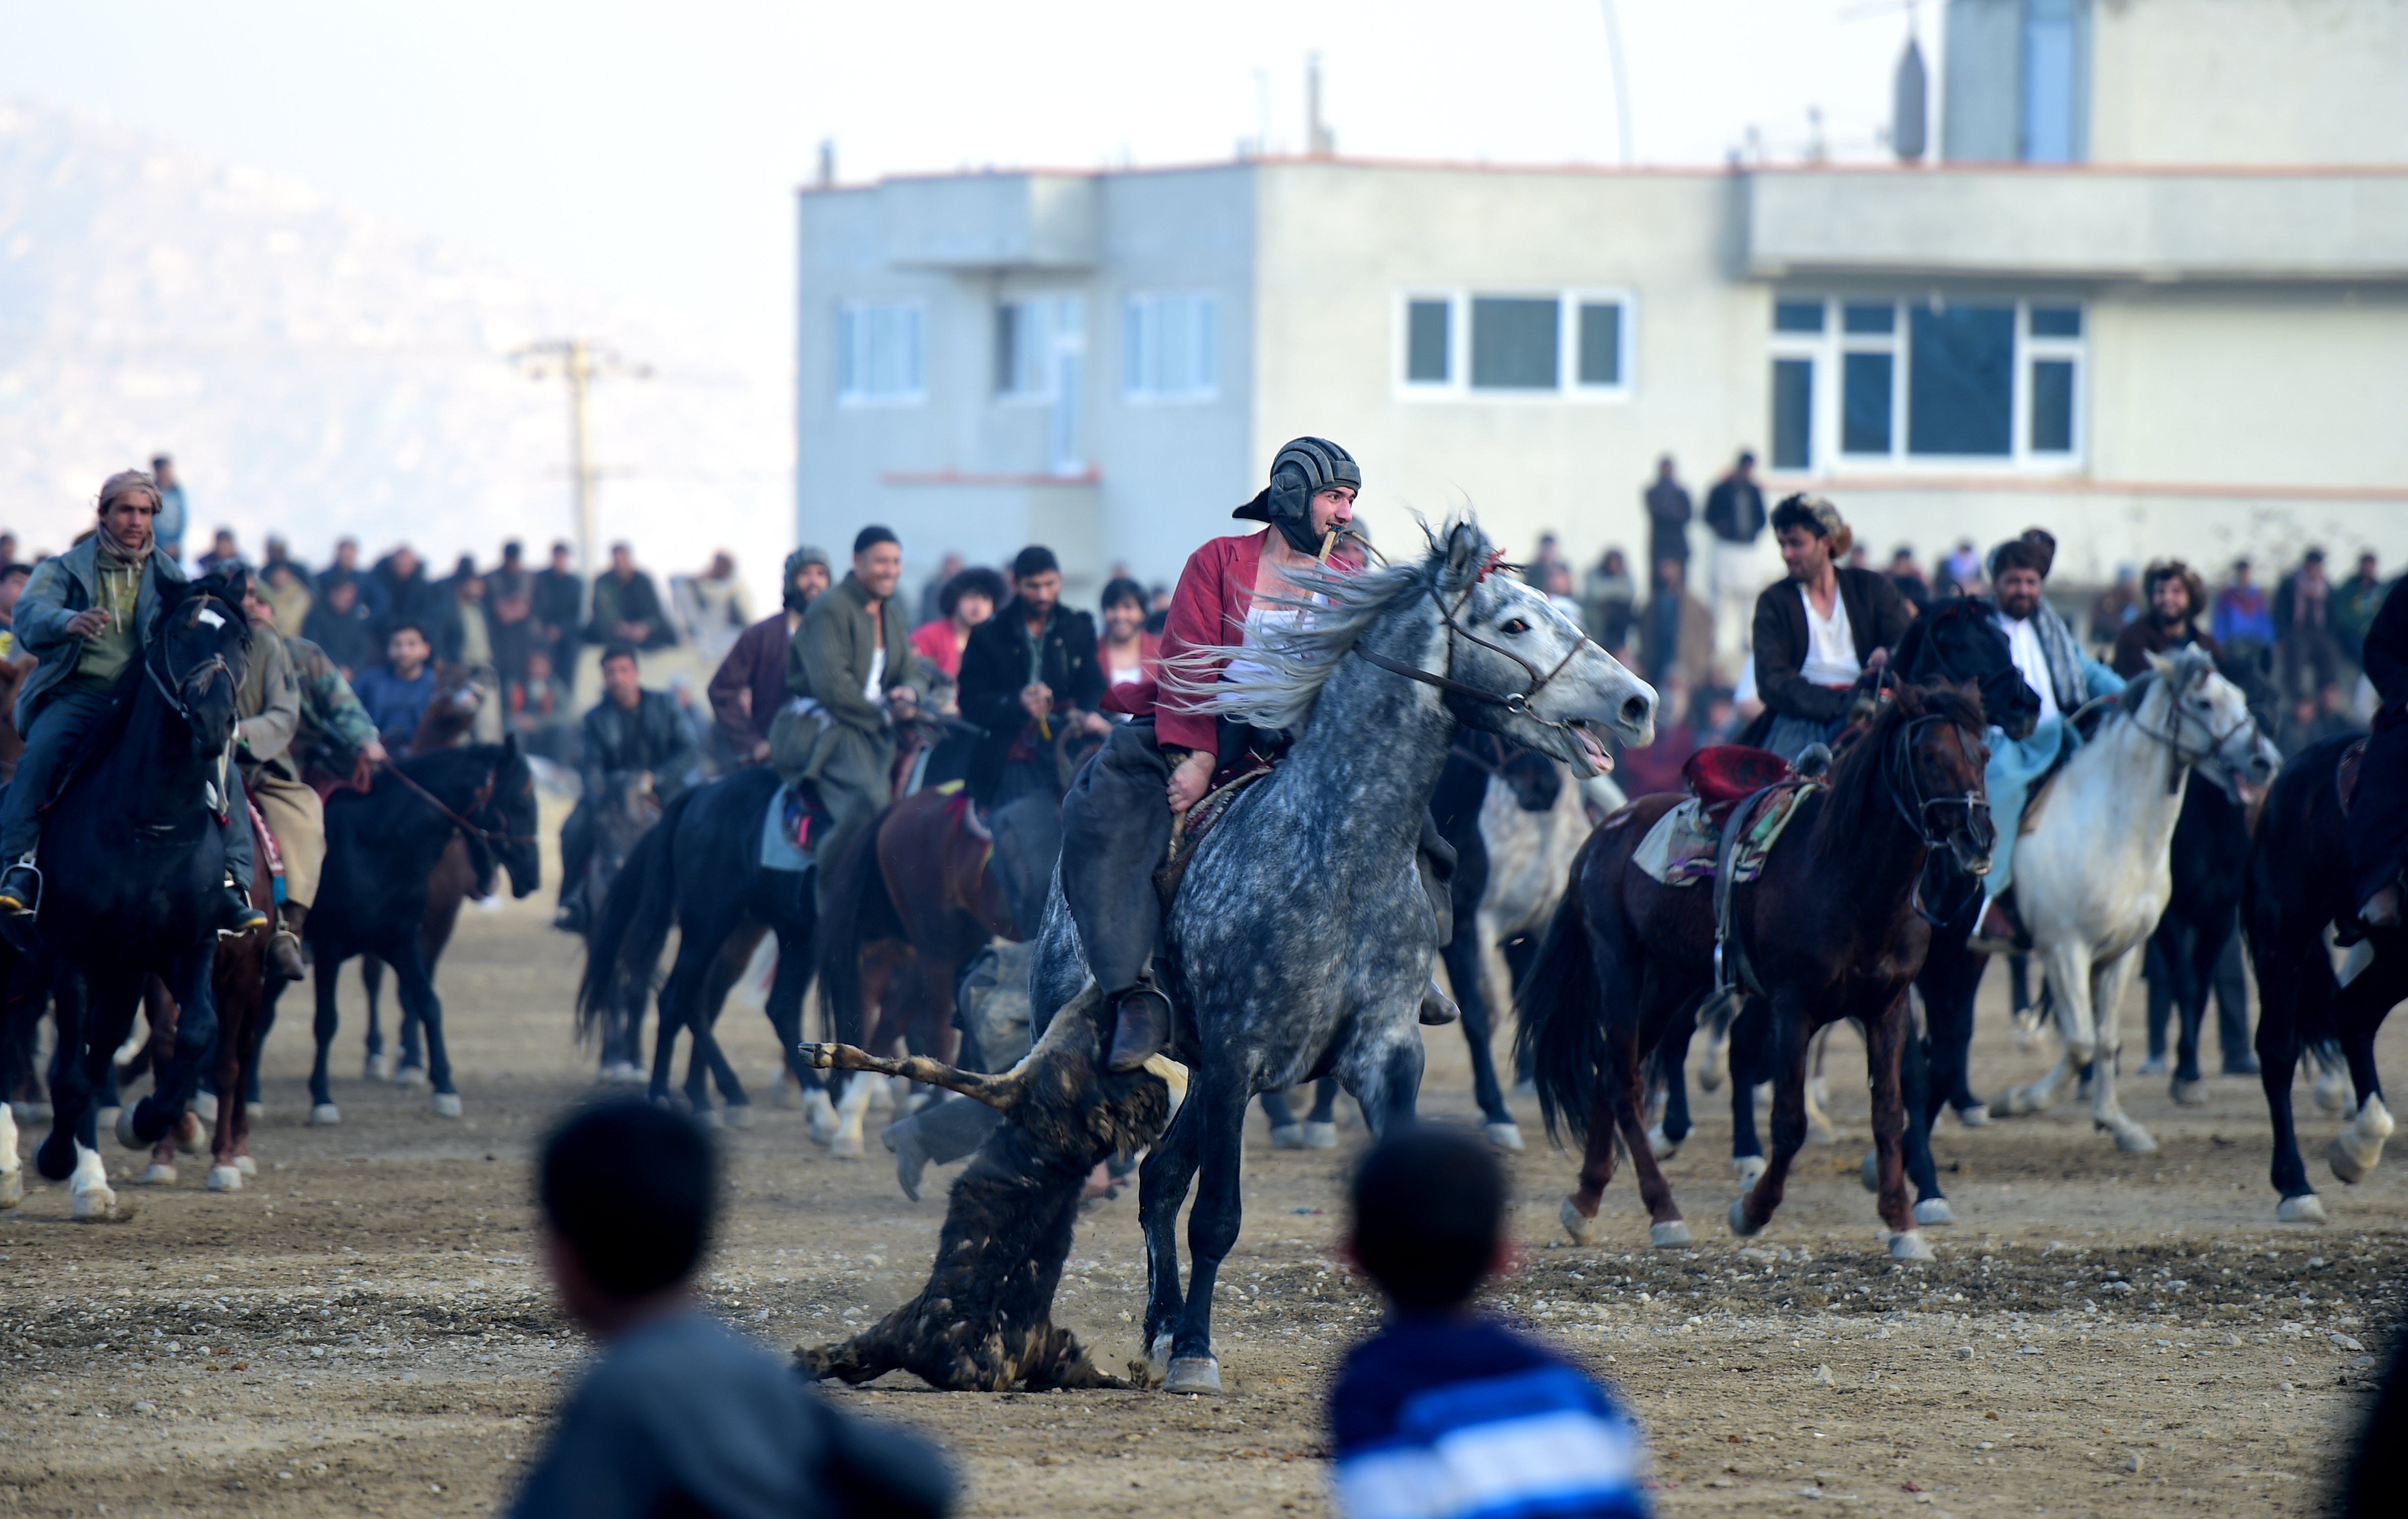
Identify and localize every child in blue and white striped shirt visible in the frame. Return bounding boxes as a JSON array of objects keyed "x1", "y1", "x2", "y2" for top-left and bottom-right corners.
[{"x1": 1330, "y1": 1127, "x2": 1649, "y2": 1519}]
